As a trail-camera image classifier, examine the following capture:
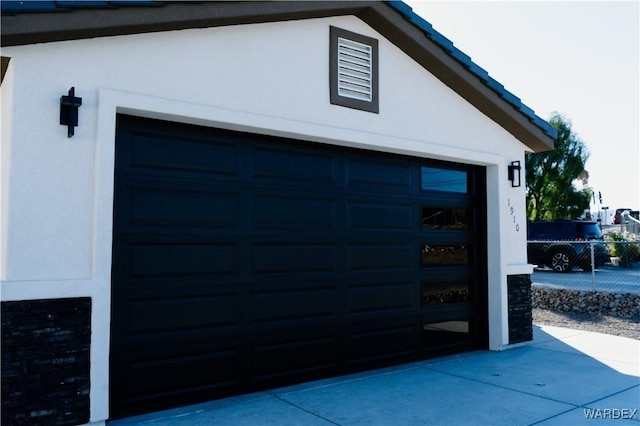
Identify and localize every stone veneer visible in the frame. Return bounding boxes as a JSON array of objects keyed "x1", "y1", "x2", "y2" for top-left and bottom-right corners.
[
  {"x1": 507, "y1": 275, "x2": 533, "y2": 344},
  {"x1": 2, "y1": 298, "x2": 91, "y2": 426}
]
